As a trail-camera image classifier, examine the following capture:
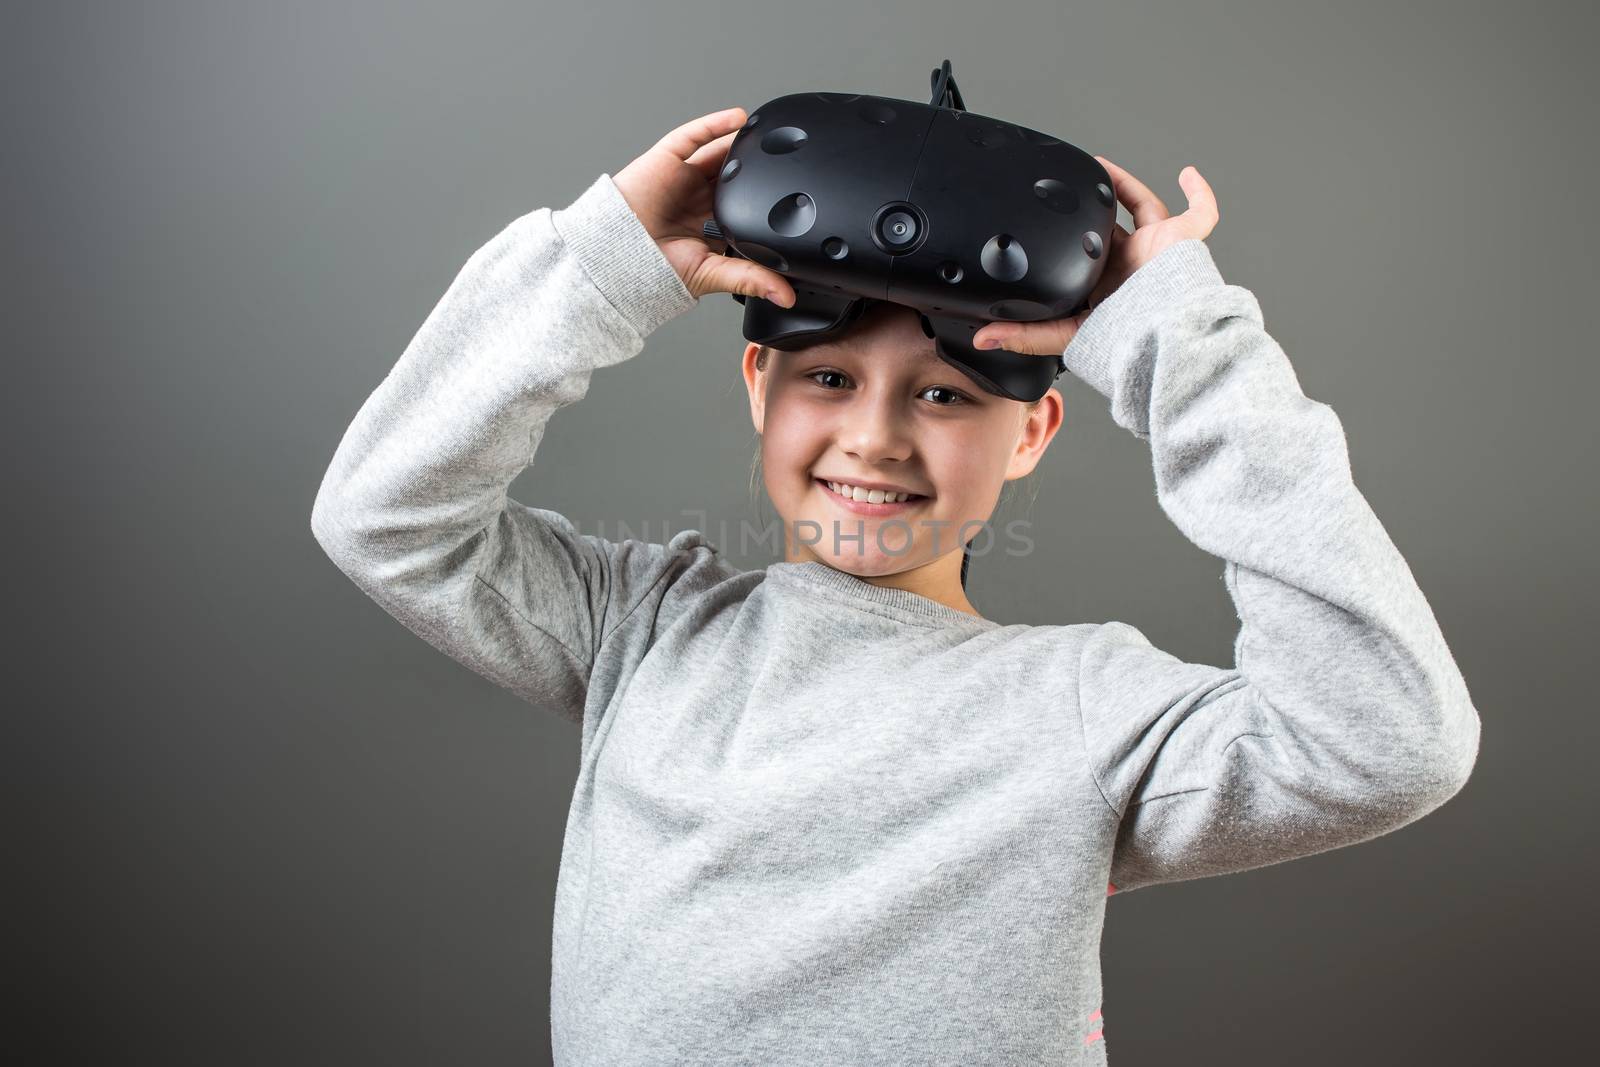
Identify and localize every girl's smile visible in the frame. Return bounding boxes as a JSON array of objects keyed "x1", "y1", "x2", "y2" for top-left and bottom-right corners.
[{"x1": 815, "y1": 477, "x2": 930, "y2": 516}]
